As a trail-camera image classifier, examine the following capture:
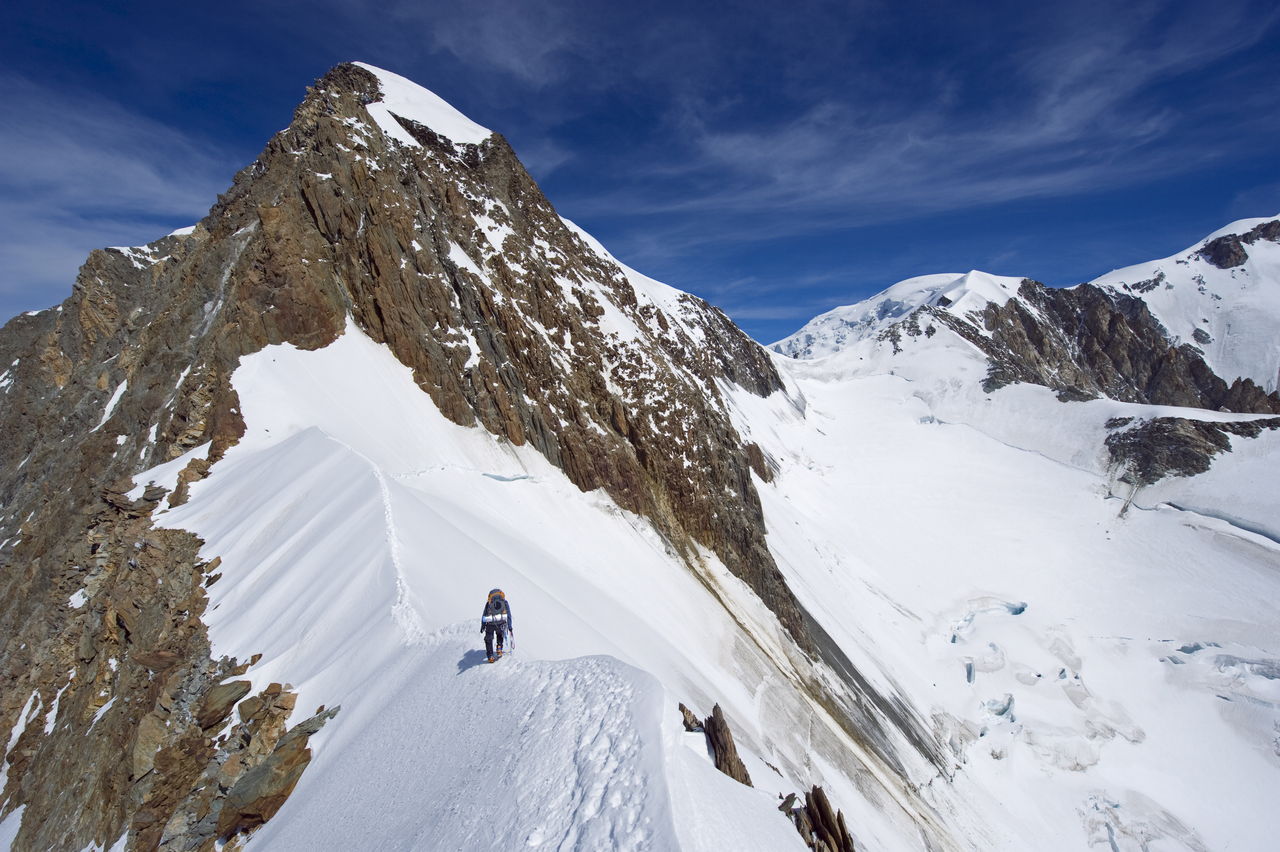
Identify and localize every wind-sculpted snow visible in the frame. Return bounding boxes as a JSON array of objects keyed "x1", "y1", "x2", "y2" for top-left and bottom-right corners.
[
  {"x1": 4, "y1": 52, "x2": 1277, "y2": 849},
  {"x1": 352, "y1": 61, "x2": 492, "y2": 147},
  {"x1": 247, "y1": 624, "x2": 678, "y2": 851},
  {"x1": 0, "y1": 61, "x2": 957, "y2": 850}
]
